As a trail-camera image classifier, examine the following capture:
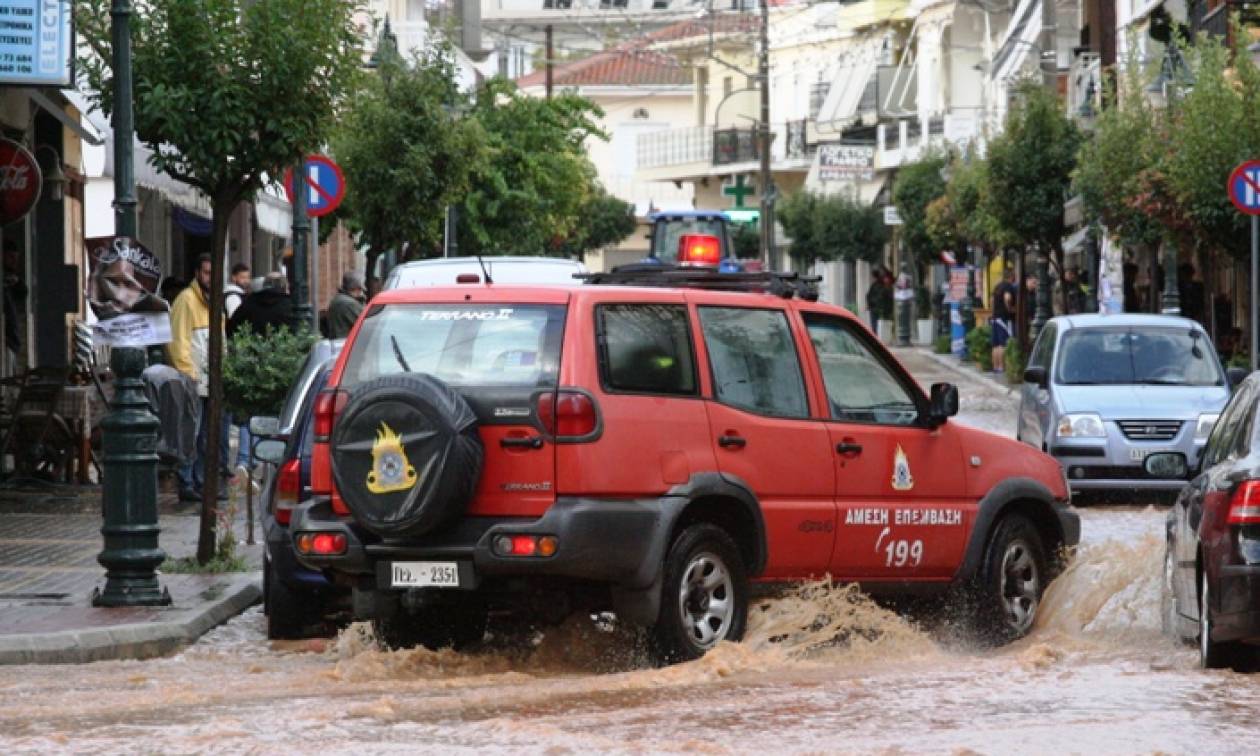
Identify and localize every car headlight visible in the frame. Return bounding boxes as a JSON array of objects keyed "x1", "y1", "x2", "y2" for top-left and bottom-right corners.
[
  {"x1": 1195, "y1": 413, "x2": 1220, "y2": 441},
  {"x1": 1057, "y1": 413, "x2": 1106, "y2": 438}
]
